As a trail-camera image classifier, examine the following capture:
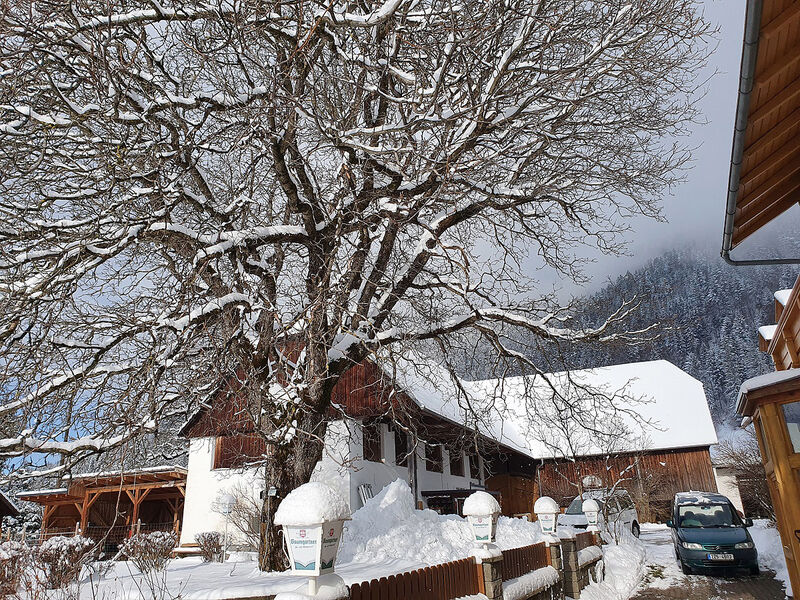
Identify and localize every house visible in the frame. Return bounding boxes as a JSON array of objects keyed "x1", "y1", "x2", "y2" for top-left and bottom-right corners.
[
  {"x1": 467, "y1": 360, "x2": 720, "y2": 521},
  {"x1": 177, "y1": 359, "x2": 539, "y2": 547},
  {"x1": 721, "y1": 0, "x2": 800, "y2": 592},
  {"x1": 16, "y1": 358, "x2": 718, "y2": 548},
  {"x1": 177, "y1": 358, "x2": 717, "y2": 547}
]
